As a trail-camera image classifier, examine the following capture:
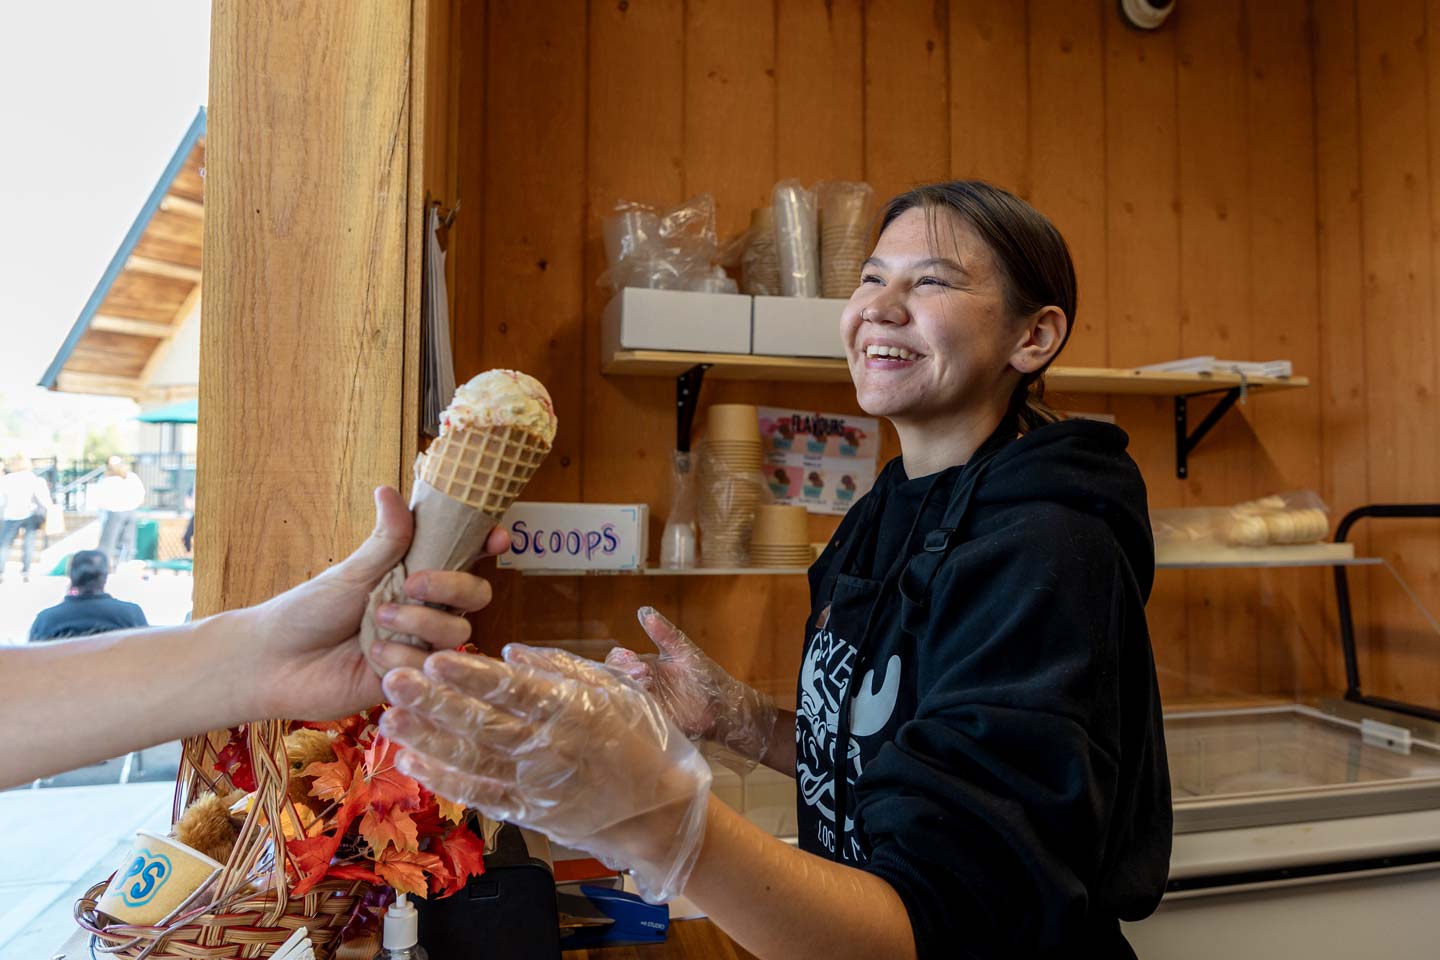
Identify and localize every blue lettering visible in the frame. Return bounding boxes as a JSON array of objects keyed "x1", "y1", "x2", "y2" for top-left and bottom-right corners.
[
  {"x1": 584, "y1": 530, "x2": 602, "y2": 559},
  {"x1": 566, "y1": 530, "x2": 582, "y2": 555},
  {"x1": 601, "y1": 524, "x2": 619, "y2": 555},
  {"x1": 510, "y1": 520, "x2": 530, "y2": 554},
  {"x1": 548, "y1": 530, "x2": 564, "y2": 554}
]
